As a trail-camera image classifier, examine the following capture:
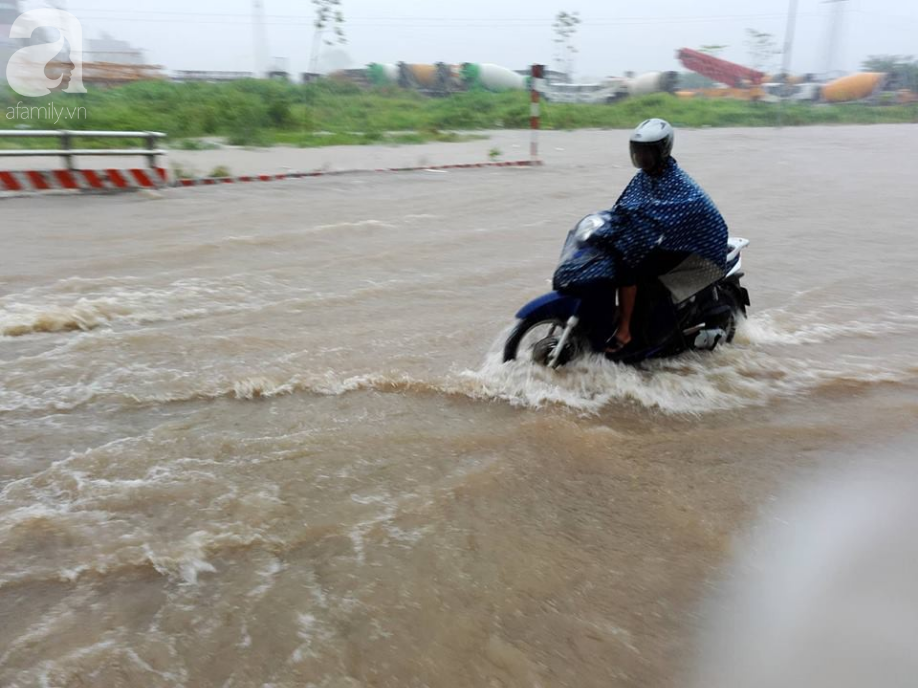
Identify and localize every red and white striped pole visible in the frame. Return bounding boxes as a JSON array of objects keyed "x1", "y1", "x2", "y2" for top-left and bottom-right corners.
[{"x1": 530, "y1": 64, "x2": 544, "y2": 164}]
